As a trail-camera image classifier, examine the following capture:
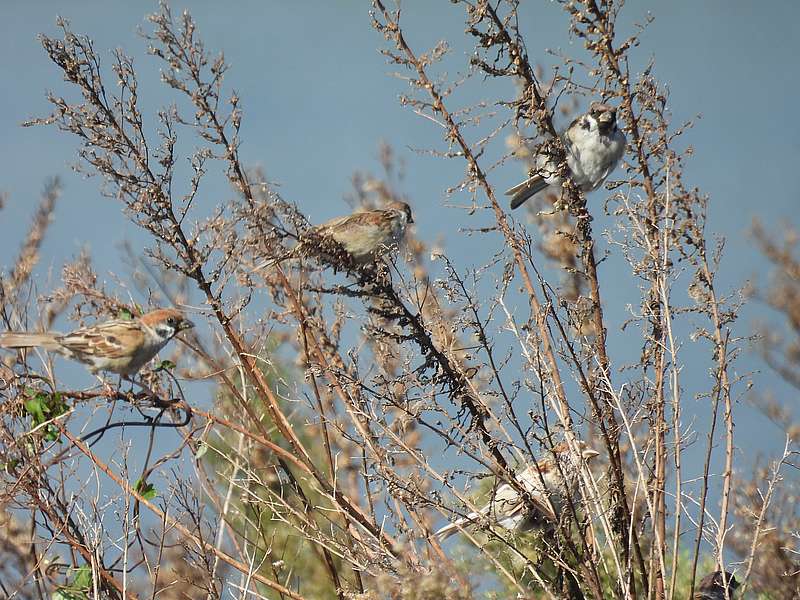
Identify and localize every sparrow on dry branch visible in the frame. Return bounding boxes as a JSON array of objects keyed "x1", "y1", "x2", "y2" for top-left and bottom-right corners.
[
  {"x1": 0, "y1": 308, "x2": 194, "y2": 377},
  {"x1": 257, "y1": 200, "x2": 414, "y2": 271},
  {"x1": 435, "y1": 441, "x2": 600, "y2": 541},
  {"x1": 694, "y1": 571, "x2": 740, "y2": 600},
  {"x1": 506, "y1": 102, "x2": 626, "y2": 209}
]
